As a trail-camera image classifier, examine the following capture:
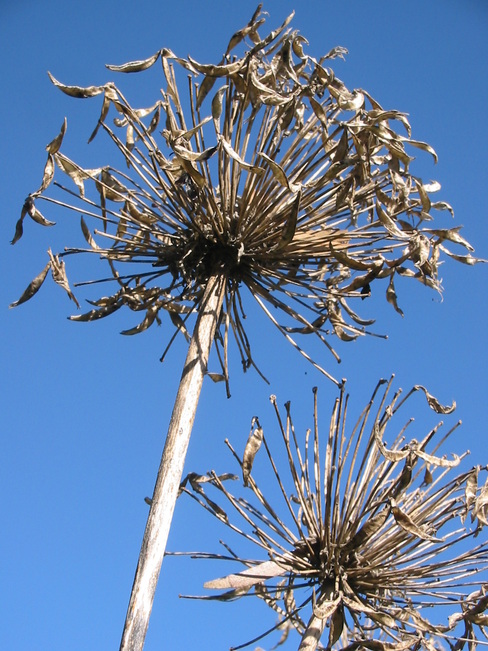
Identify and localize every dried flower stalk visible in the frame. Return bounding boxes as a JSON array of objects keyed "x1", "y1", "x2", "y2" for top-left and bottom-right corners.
[
  {"x1": 9, "y1": 5, "x2": 485, "y2": 650},
  {"x1": 181, "y1": 378, "x2": 488, "y2": 651}
]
